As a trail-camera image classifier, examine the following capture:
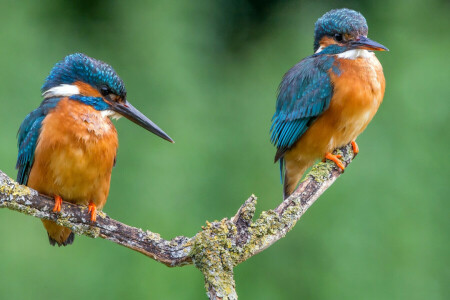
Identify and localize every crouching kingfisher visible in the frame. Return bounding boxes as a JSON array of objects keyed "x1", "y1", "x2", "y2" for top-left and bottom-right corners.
[
  {"x1": 16, "y1": 53, "x2": 173, "y2": 246},
  {"x1": 270, "y1": 8, "x2": 388, "y2": 199}
]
